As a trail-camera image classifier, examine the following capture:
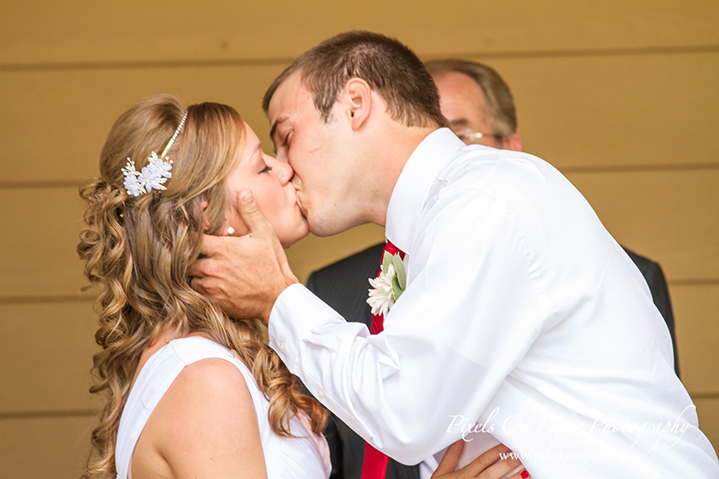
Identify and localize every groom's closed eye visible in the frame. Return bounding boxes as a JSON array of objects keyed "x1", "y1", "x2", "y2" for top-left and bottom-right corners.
[
  {"x1": 270, "y1": 133, "x2": 284, "y2": 155},
  {"x1": 280, "y1": 130, "x2": 292, "y2": 148},
  {"x1": 269, "y1": 117, "x2": 288, "y2": 153},
  {"x1": 273, "y1": 131, "x2": 292, "y2": 156}
]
